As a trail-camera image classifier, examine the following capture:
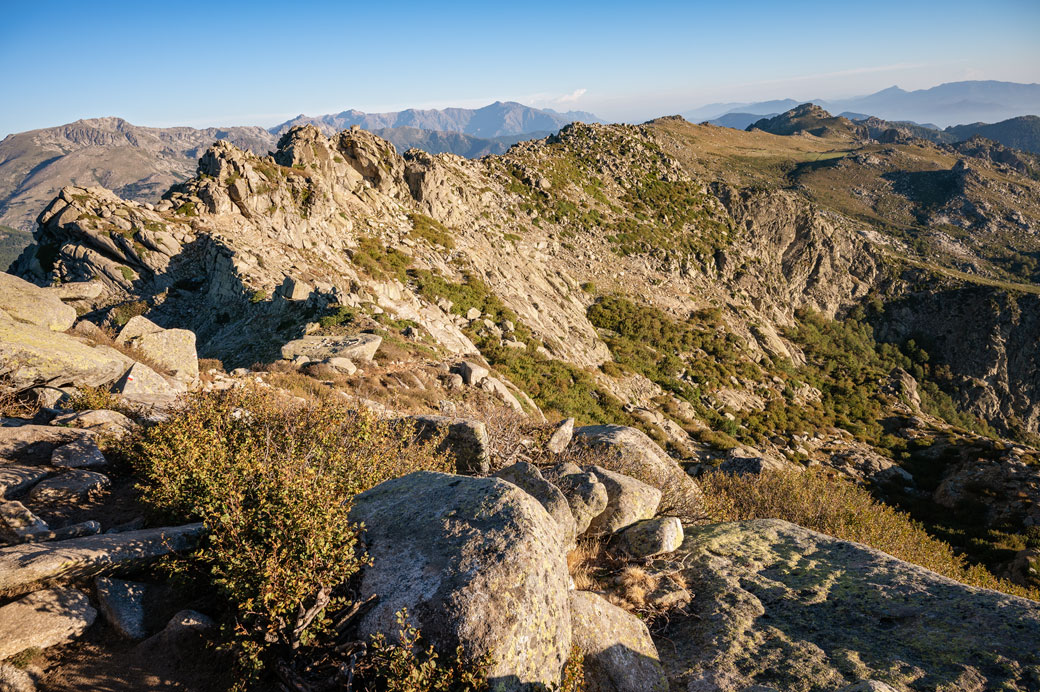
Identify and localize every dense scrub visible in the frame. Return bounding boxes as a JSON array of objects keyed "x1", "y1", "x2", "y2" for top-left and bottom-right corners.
[
  {"x1": 115, "y1": 387, "x2": 481, "y2": 685},
  {"x1": 700, "y1": 468, "x2": 1039, "y2": 601}
]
